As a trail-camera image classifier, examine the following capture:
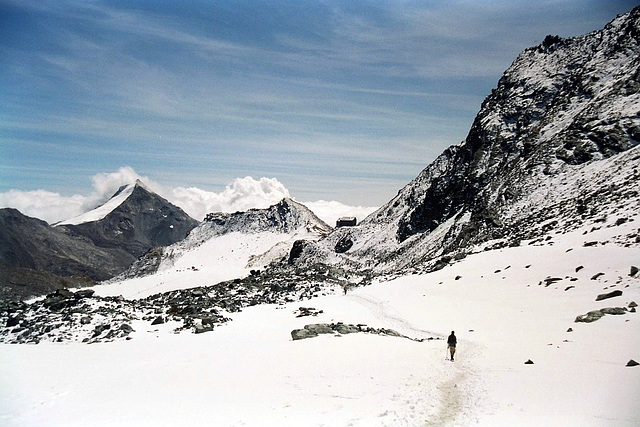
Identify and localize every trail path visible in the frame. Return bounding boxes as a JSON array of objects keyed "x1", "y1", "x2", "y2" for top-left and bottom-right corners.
[{"x1": 346, "y1": 292, "x2": 485, "y2": 426}]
